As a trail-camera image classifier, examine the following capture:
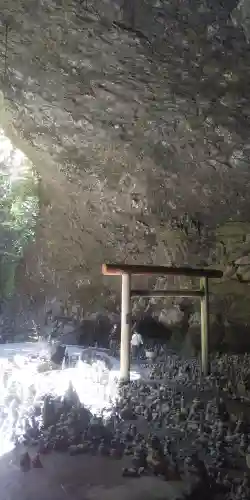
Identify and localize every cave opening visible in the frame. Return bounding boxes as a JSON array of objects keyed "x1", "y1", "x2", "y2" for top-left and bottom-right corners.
[{"x1": 0, "y1": 128, "x2": 39, "y2": 302}]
